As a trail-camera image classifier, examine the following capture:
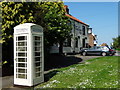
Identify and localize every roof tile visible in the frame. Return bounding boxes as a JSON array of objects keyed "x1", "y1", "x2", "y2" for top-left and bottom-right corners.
[{"x1": 65, "y1": 14, "x2": 89, "y2": 26}]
